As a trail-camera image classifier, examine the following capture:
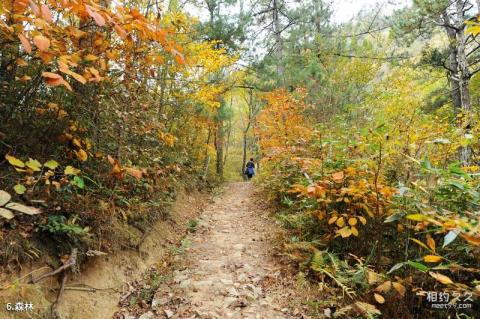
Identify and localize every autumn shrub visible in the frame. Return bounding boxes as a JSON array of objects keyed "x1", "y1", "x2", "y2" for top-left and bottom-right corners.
[
  {"x1": 0, "y1": 0, "x2": 236, "y2": 275},
  {"x1": 257, "y1": 87, "x2": 479, "y2": 318}
]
